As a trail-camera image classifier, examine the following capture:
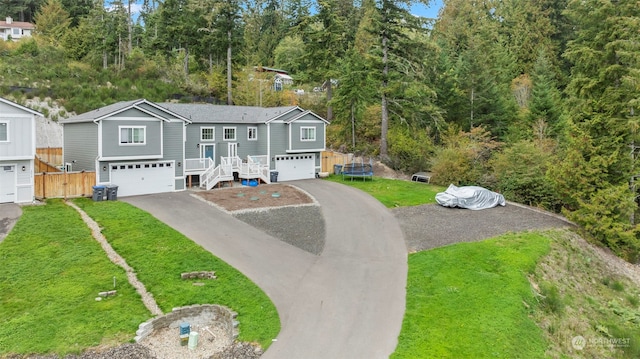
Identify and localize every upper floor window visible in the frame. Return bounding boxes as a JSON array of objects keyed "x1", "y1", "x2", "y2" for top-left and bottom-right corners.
[
  {"x1": 300, "y1": 126, "x2": 316, "y2": 141},
  {"x1": 0, "y1": 122, "x2": 8, "y2": 142},
  {"x1": 223, "y1": 127, "x2": 236, "y2": 141},
  {"x1": 248, "y1": 127, "x2": 258, "y2": 141},
  {"x1": 119, "y1": 126, "x2": 145, "y2": 145},
  {"x1": 201, "y1": 127, "x2": 215, "y2": 141}
]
